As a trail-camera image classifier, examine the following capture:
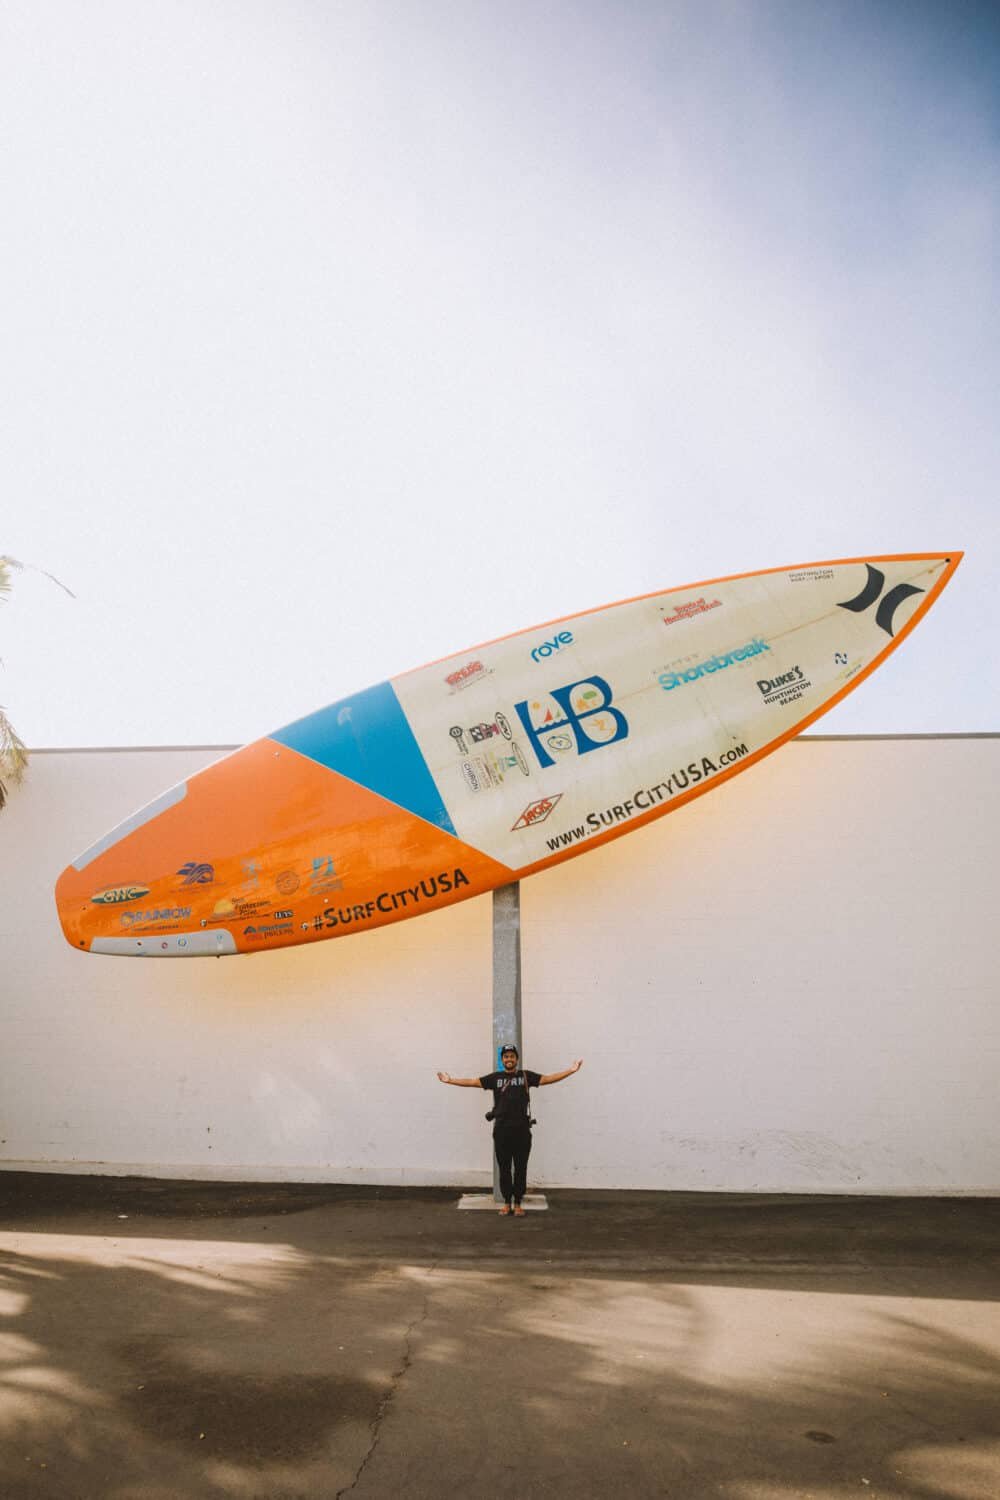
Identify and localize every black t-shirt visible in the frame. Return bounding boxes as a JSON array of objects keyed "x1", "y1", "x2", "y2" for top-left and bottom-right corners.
[{"x1": 479, "y1": 1069, "x2": 541, "y2": 1124}]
